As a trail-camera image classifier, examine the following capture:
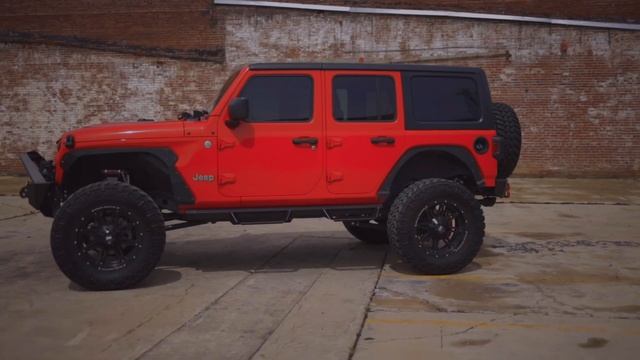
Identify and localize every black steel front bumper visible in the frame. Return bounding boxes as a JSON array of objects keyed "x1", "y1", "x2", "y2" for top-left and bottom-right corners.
[{"x1": 19, "y1": 151, "x2": 54, "y2": 214}]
